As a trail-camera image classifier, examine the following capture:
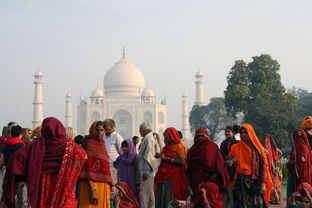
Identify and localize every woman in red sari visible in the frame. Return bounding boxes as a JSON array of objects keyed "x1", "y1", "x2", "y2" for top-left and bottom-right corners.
[
  {"x1": 1, "y1": 117, "x2": 87, "y2": 208},
  {"x1": 155, "y1": 127, "x2": 187, "y2": 208},
  {"x1": 261, "y1": 134, "x2": 283, "y2": 204},
  {"x1": 187, "y1": 128, "x2": 228, "y2": 208},
  {"x1": 114, "y1": 181, "x2": 140, "y2": 208},
  {"x1": 292, "y1": 129, "x2": 312, "y2": 190}
]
